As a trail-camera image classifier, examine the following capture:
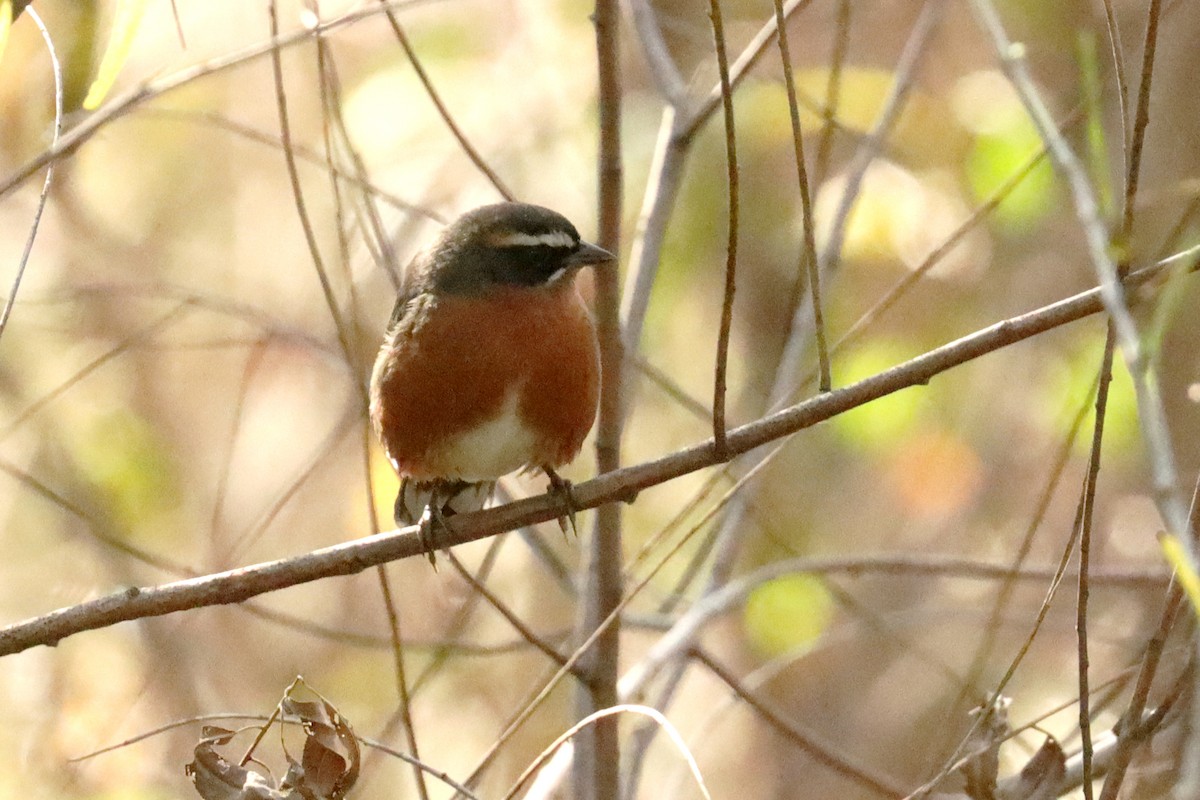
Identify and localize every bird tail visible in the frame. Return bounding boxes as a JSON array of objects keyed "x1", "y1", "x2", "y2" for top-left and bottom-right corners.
[{"x1": 394, "y1": 478, "x2": 495, "y2": 526}]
